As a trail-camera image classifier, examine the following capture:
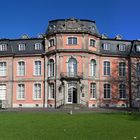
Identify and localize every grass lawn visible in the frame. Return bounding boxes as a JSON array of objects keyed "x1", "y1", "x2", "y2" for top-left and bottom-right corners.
[{"x1": 0, "y1": 112, "x2": 140, "y2": 140}]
